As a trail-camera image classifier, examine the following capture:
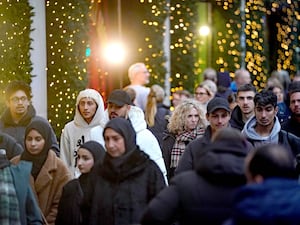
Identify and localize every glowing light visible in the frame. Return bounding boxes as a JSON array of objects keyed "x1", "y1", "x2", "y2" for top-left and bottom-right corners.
[
  {"x1": 199, "y1": 25, "x2": 210, "y2": 36},
  {"x1": 103, "y1": 41, "x2": 126, "y2": 64}
]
